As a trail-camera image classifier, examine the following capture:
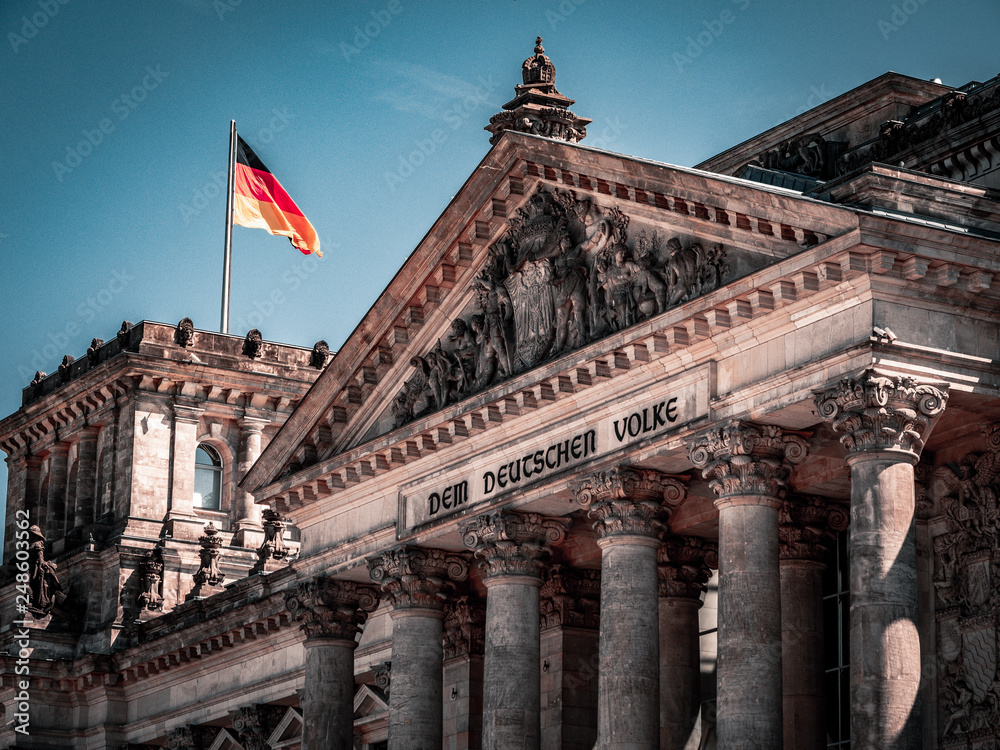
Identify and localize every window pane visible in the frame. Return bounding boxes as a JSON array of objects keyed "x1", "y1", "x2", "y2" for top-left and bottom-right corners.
[
  {"x1": 194, "y1": 464, "x2": 221, "y2": 510},
  {"x1": 196, "y1": 446, "x2": 219, "y2": 466}
]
